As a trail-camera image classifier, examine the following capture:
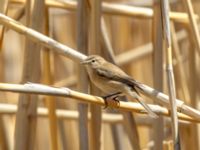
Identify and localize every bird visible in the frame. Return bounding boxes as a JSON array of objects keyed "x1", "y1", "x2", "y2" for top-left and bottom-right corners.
[{"x1": 81, "y1": 55, "x2": 158, "y2": 118}]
